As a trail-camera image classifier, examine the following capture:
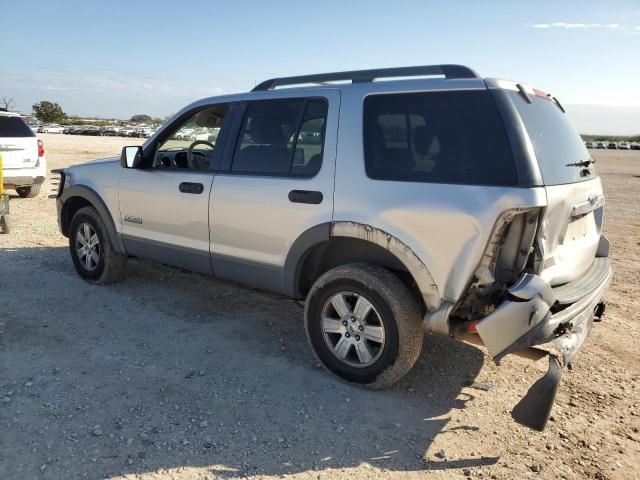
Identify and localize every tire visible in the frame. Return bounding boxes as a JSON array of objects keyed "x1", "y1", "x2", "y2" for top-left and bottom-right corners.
[
  {"x1": 69, "y1": 206, "x2": 127, "y2": 284},
  {"x1": 304, "y1": 263, "x2": 423, "y2": 389},
  {"x1": 16, "y1": 184, "x2": 42, "y2": 198}
]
